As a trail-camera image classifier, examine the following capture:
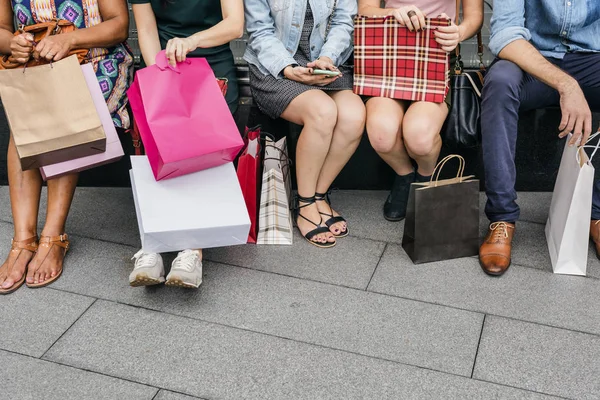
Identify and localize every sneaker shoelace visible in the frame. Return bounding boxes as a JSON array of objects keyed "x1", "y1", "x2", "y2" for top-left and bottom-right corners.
[
  {"x1": 132, "y1": 250, "x2": 159, "y2": 269},
  {"x1": 489, "y1": 222, "x2": 512, "y2": 240},
  {"x1": 172, "y1": 249, "x2": 200, "y2": 273}
]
